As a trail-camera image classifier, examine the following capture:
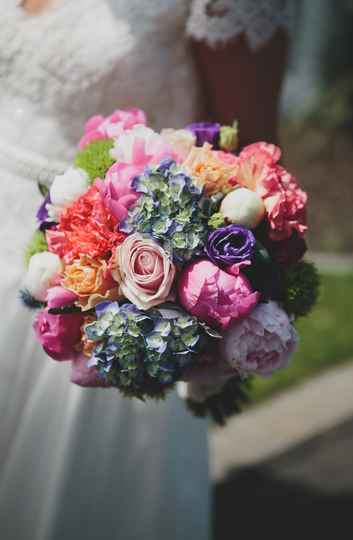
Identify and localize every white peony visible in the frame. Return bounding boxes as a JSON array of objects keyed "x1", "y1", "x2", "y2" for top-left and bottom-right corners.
[
  {"x1": 110, "y1": 124, "x2": 175, "y2": 163},
  {"x1": 23, "y1": 252, "x2": 62, "y2": 302},
  {"x1": 160, "y1": 128, "x2": 196, "y2": 161},
  {"x1": 220, "y1": 187, "x2": 265, "y2": 229},
  {"x1": 48, "y1": 167, "x2": 89, "y2": 220}
]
